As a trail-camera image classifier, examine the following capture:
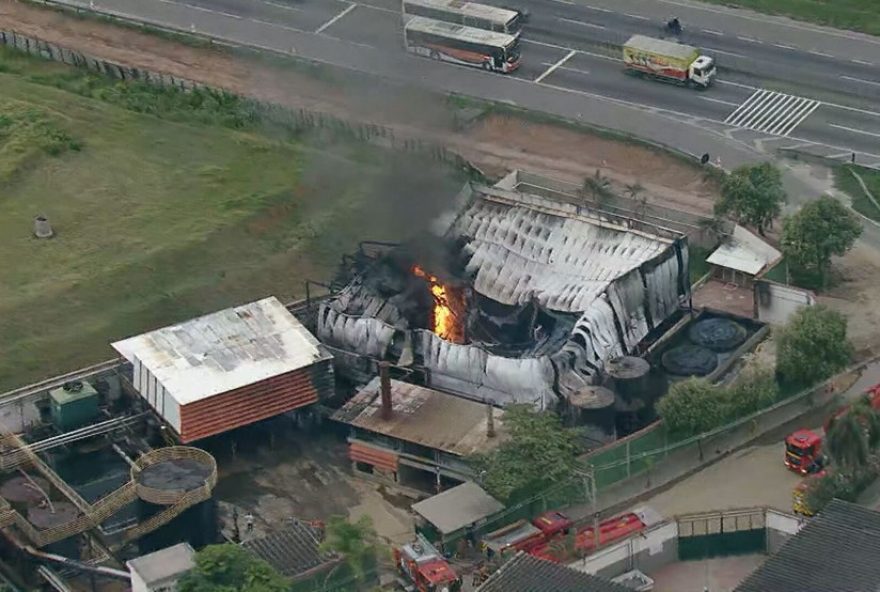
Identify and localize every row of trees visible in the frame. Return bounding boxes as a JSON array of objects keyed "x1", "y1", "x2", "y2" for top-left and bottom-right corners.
[
  {"x1": 714, "y1": 162, "x2": 861, "y2": 287},
  {"x1": 658, "y1": 305, "x2": 854, "y2": 437}
]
